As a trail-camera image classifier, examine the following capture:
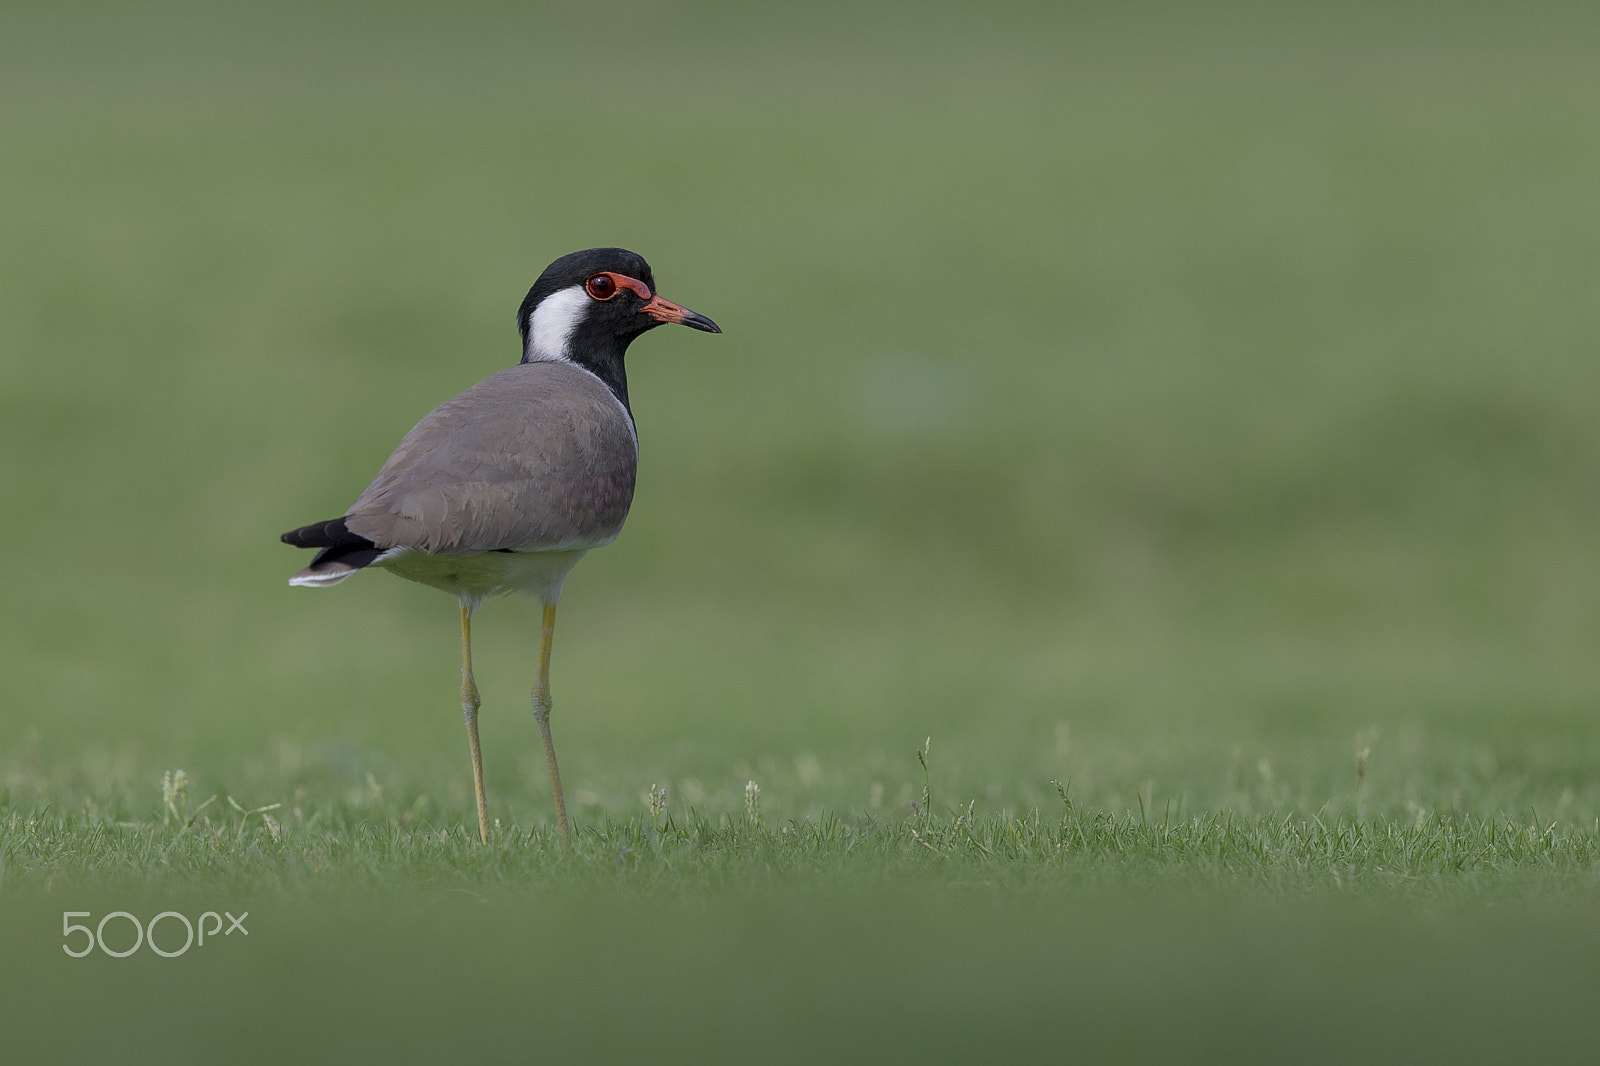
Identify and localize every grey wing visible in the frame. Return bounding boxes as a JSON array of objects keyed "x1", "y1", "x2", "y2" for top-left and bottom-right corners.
[{"x1": 343, "y1": 363, "x2": 638, "y2": 554}]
